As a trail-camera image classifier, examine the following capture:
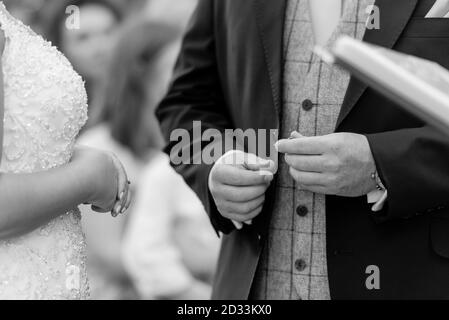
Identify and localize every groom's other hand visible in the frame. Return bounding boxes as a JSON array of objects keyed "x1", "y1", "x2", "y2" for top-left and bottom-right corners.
[
  {"x1": 277, "y1": 132, "x2": 377, "y2": 197},
  {"x1": 208, "y1": 151, "x2": 275, "y2": 223}
]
